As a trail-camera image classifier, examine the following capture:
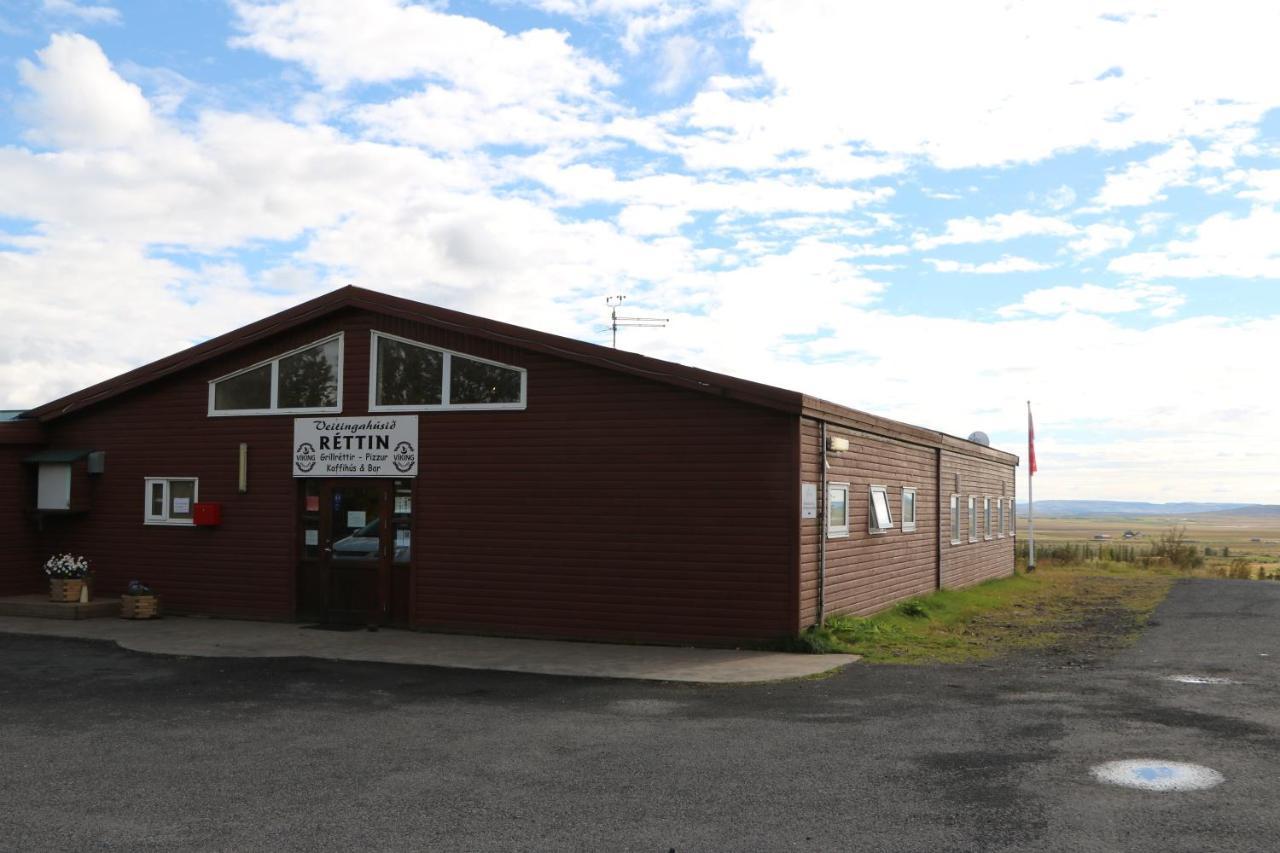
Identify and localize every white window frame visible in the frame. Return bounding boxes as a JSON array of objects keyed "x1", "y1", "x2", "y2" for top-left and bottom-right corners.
[
  {"x1": 1010, "y1": 499, "x2": 1017, "y2": 538},
  {"x1": 901, "y1": 486, "x2": 918, "y2": 533},
  {"x1": 144, "y1": 477, "x2": 199, "y2": 526},
  {"x1": 368, "y1": 330, "x2": 528, "y2": 413},
  {"x1": 950, "y1": 494, "x2": 962, "y2": 545},
  {"x1": 968, "y1": 496, "x2": 978, "y2": 543},
  {"x1": 983, "y1": 497, "x2": 993, "y2": 540},
  {"x1": 208, "y1": 333, "x2": 344, "y2": 417},
  {"x1": 868, "y1": 484, "x2": 894, "y2": 534},
  {"x1": 827, "y1": 482, "x2": 850, "y2": 539},
  {"x1": 997, "y1": 499, "x2": 1005, "y2": 539}
]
